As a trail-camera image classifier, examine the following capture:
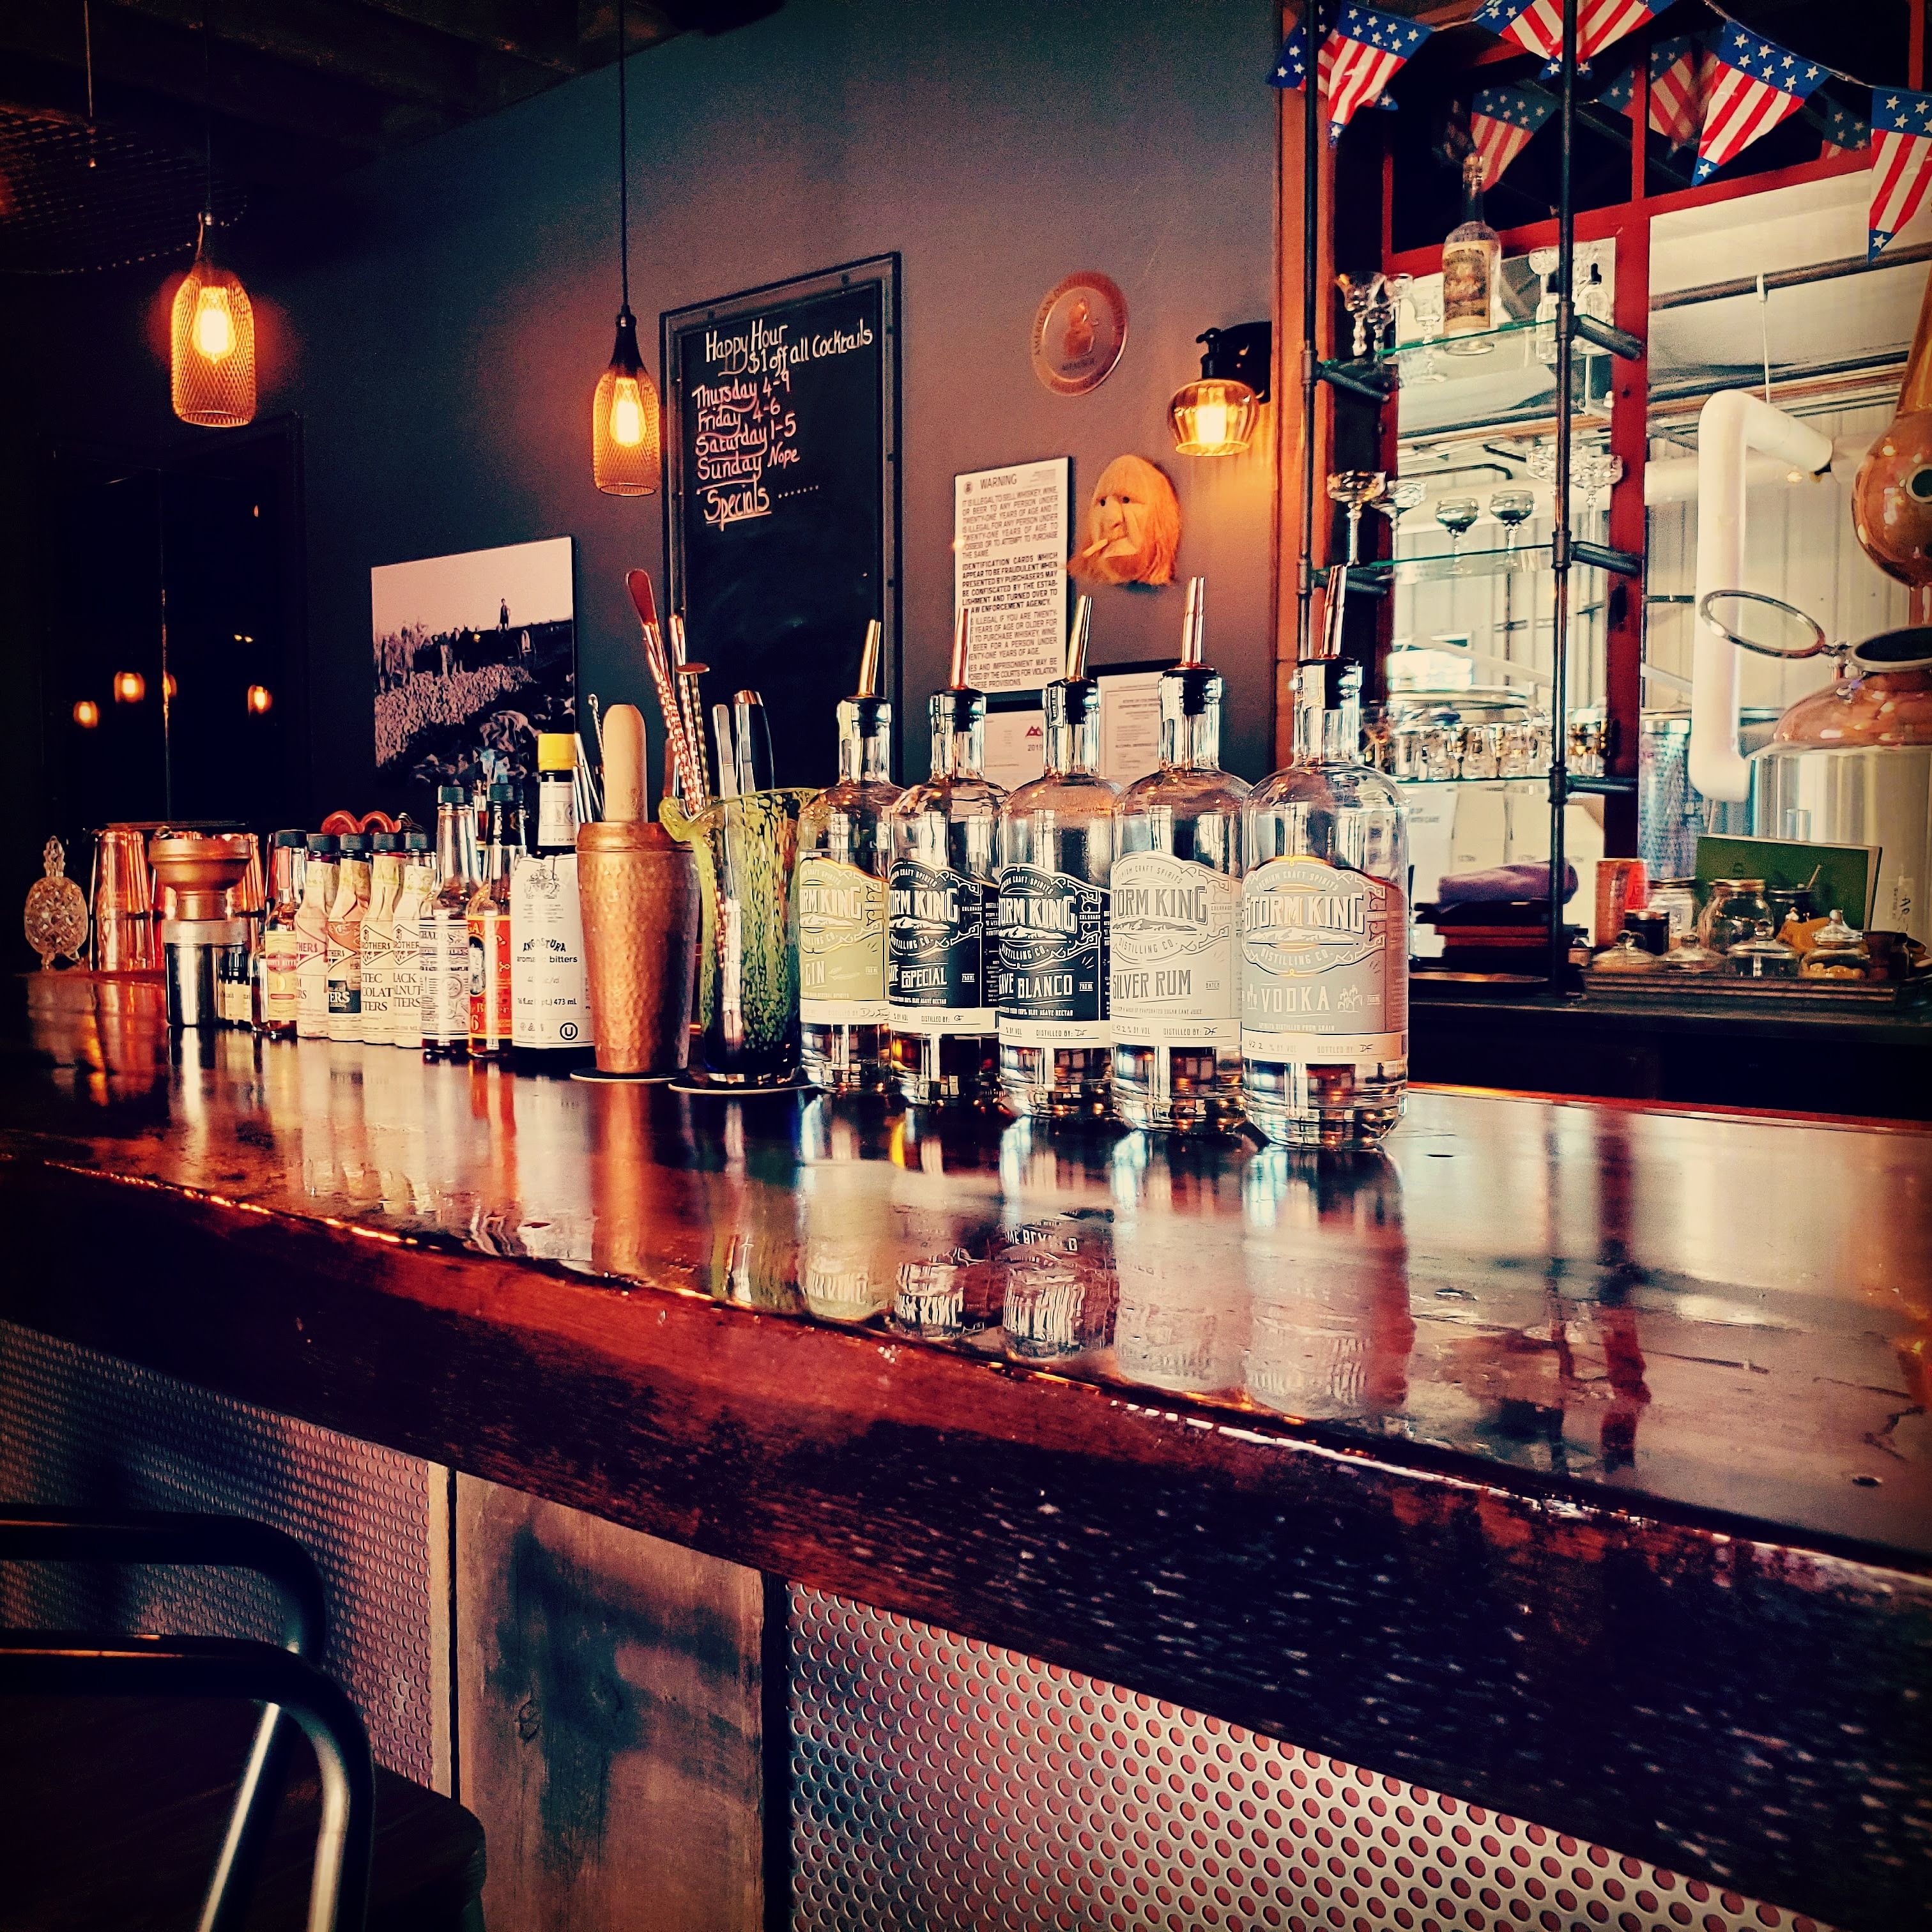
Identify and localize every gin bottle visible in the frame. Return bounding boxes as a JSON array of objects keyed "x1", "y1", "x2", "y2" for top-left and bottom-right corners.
[
  {"x1": 886, "y1": 611, "x2": 1004, "y2": 1107},
  {"x1": 996, "y1": 597, "x2": 1117, "y2": 1120},
  {"x1": 1241, "y1": 659, "x2": 1409, "y2": 1150},
  {"x1": 797, "y1": 622, "x2": 900, "y2": 1094},
  {"x1": 1112, "y1": 578, "x2": 1250, "y2": 1133}
]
